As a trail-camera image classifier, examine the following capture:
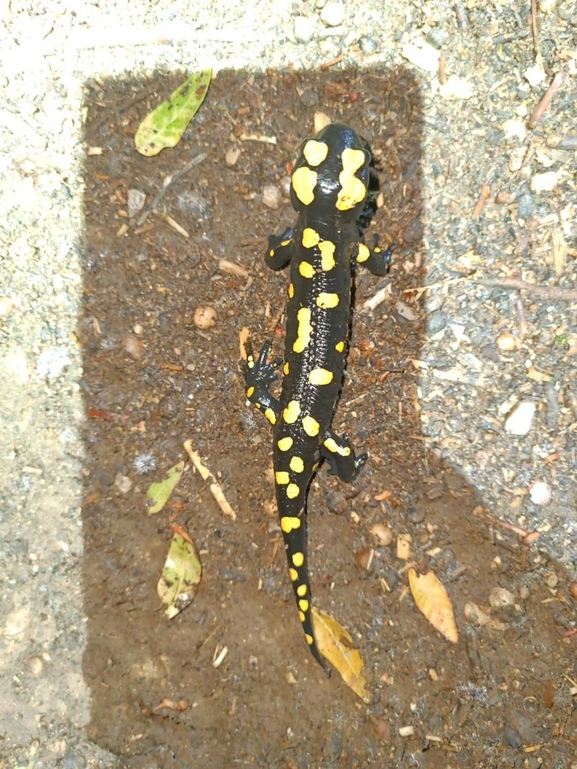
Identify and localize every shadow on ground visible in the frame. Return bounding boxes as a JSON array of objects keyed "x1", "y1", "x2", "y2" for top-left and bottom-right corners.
[{"x1": 80, "y1": 69, "x2": 575, "y2": 768}]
